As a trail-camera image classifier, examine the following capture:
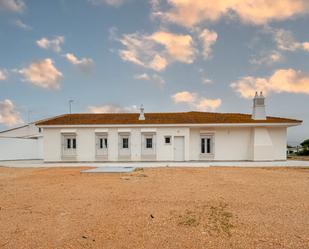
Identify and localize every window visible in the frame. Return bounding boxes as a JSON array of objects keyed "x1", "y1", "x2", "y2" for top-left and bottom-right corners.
[
  {"x1": 122, "y1": 137, "x2": 129, "y2": 149},
  {"x1": 66, "y1": 137, "x2": 76, "y2": 149},
  {"x1": 146, "y1": 138, "x2": 153, "y2": 148},
  {"x1": 99, "y1": 138, "x2": 108, "y2": 149},
  {"x1": 165, "y1": 136, "x2": 171, "y2": 144},
  {"x1": 201, "y1": 135, "x2": 213, "y2": 155}
]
